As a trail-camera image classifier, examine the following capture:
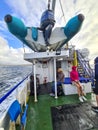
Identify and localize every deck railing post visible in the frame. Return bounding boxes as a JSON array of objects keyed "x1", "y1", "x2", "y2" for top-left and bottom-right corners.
[
  {"x1": 33, "y1": 60, "x2": 38, "y2": 102},
  {"x1": 54, "y1": 57, "x2": 58, "y2": 99}
]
